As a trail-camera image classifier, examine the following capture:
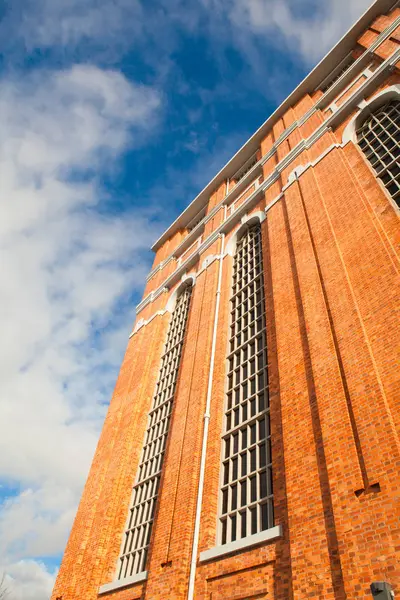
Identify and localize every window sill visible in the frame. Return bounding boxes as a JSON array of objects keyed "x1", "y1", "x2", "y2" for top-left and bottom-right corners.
[
  {"x1": 98, "y1": 571, "x2": 148, "y2": 595},
  {"x1": 199, "y1": 525, "x2": 282, "y2": 563}
]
